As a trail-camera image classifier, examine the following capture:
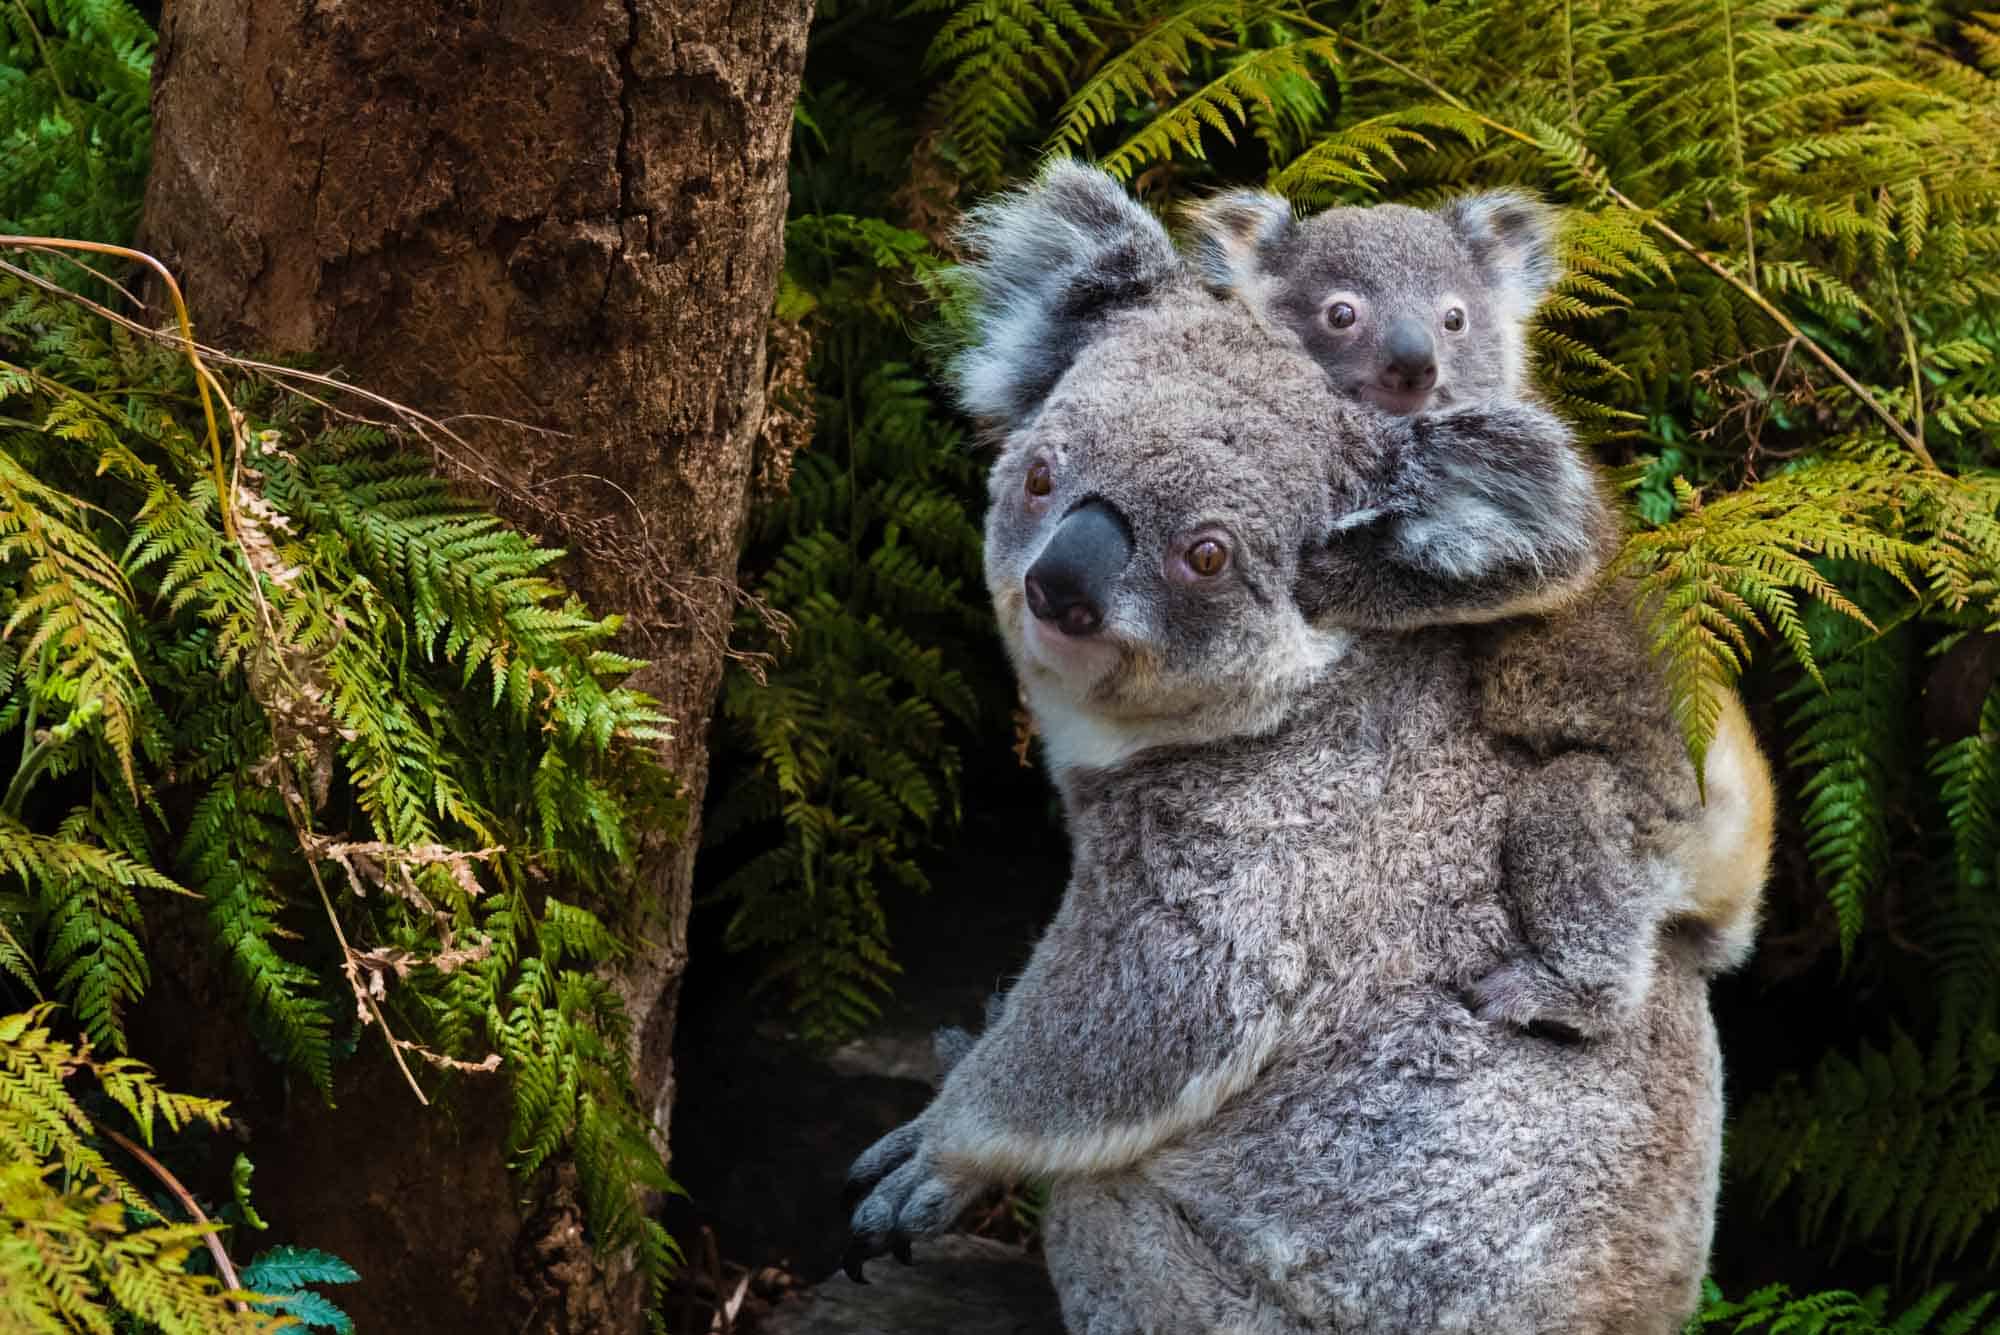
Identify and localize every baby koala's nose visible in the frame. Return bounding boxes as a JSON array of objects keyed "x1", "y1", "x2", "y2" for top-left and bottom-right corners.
[
  {"x1": 1025, "y1": 499, "x2": 1132, "y2": 637},
  {"x1": 1378, "y1": 317, "x2": 1439, "y2": 393}
]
